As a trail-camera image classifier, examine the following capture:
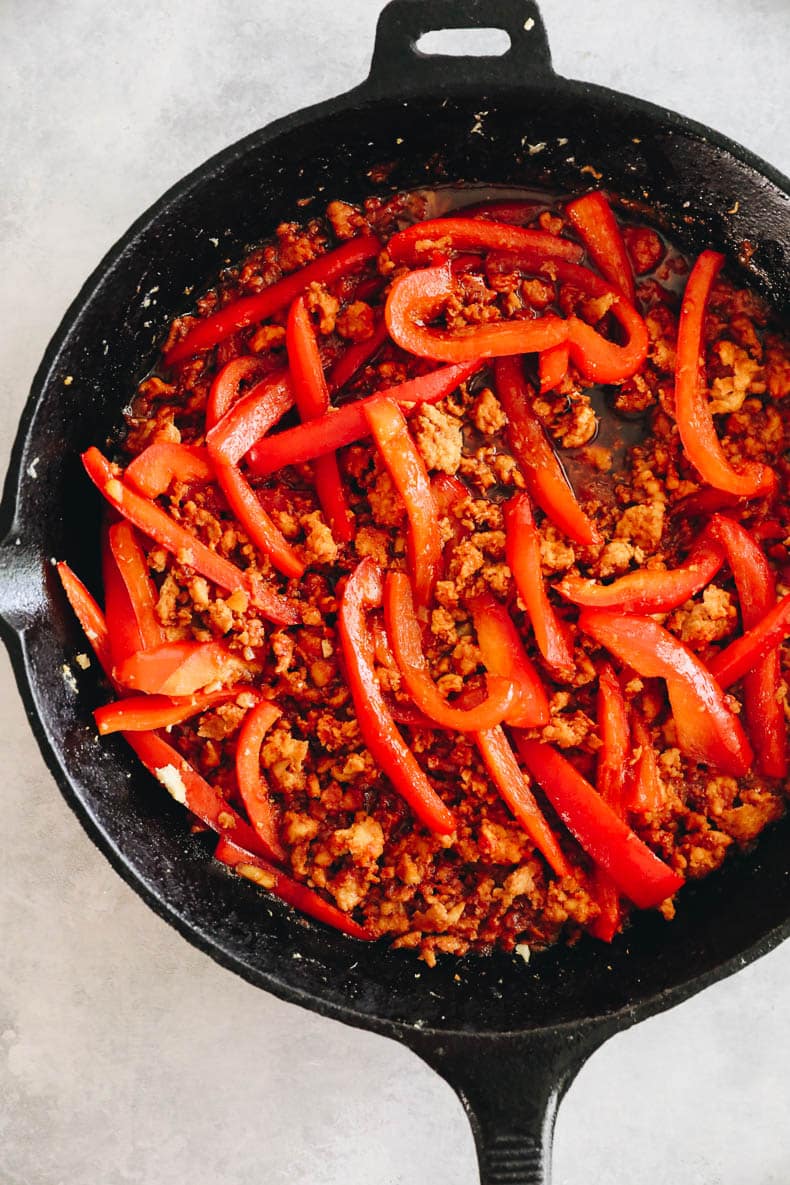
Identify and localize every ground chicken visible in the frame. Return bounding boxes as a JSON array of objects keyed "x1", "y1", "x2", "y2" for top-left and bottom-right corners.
[
  {"x1": 413, "y1": 403, "x2": 463, "y2": 473},
  {"x1": 668, "y1": 586, "x2": 738, "y2": 646}
]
